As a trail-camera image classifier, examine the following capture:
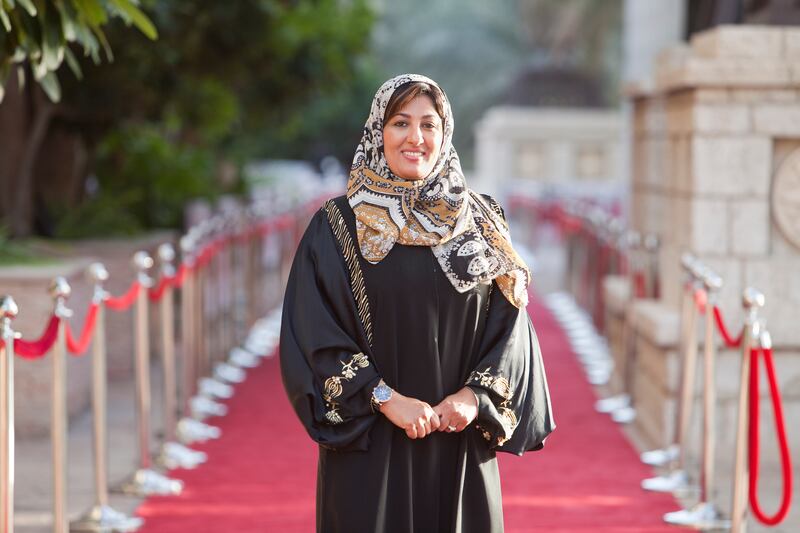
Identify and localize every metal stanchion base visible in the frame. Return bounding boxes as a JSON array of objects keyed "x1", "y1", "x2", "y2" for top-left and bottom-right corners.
[
  {"x1": 663, "y1": 502, "x2": 731, "y2": 530},
  {"x1": 642, "y1": 469, "x2": 689, "y2": 493},
  {"x1": 213, "y1": 362, "x2": 246, "y2": 383},
  {"x1": 595, "y1": 394, "x2": 630, "y2": 413},
  {"x1": 70, "y1": 504, "x2": 143, "y2": 533},
  {"x1": 229, "y1": 347, "x2": 260, "y2": 368},
  {"x1": 177, "y1": 417, "x2": 221, "y2": 444},
  {"x1": 116, "y1": 468, "x2": 183, "y2": 497},
  {"x1": 190, "y1": 395, "x2": 228, "y2": 419},
  {"x1": 610, "y1": 405, "x2": 636, "y2": 423},
  {"x1": 158, "y1": 441, "x2": 207, "y2": 470},
  {"x1": 641, "y1": 444, "x2": 679, "y2": 467},
  {"x1": 199, "y1": 377, "x2": 234, "y2": 399}
]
